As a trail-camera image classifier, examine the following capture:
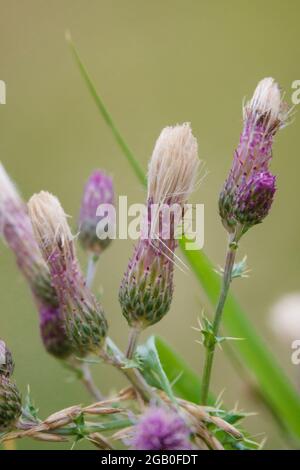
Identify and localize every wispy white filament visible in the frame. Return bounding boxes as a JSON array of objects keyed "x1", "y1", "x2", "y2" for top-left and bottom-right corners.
[
  {"x1": 28, "y1": 191, "x2": 73, "y2": 261},
  {"x1": 147, "y1": 123, "x2": 199, "y2": 207}
]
